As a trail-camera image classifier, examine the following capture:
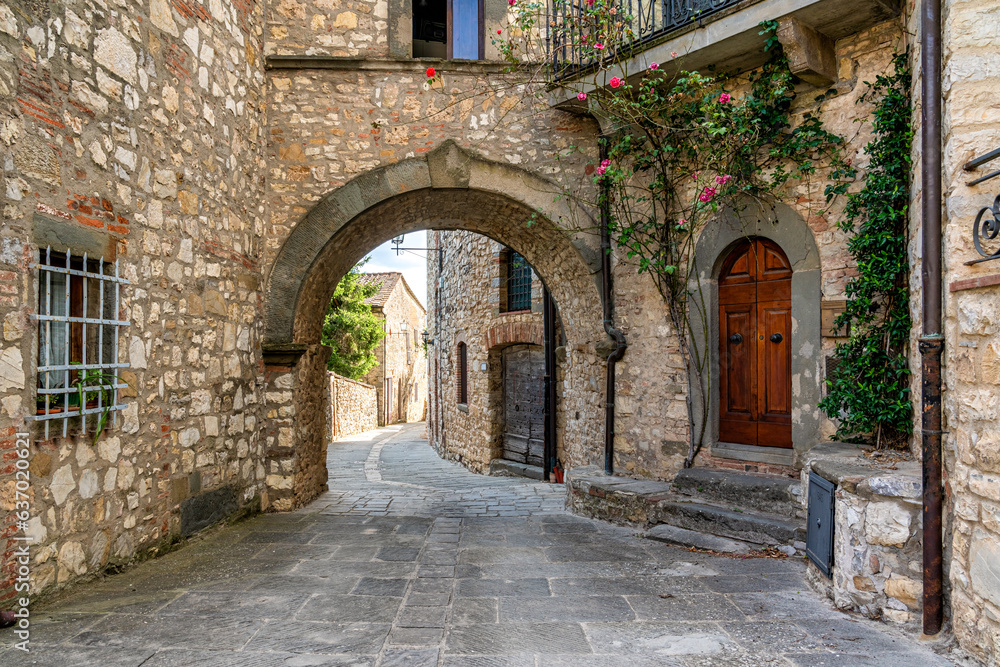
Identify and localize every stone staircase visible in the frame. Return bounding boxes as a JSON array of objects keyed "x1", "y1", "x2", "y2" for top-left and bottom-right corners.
[{"x1": 567, "y1": 465, "x2": 807, "y2": 555}]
